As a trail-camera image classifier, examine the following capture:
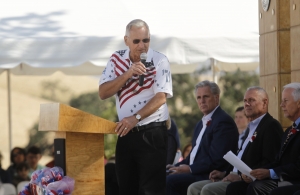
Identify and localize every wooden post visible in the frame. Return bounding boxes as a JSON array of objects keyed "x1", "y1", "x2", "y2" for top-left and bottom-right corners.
[{"x1": 39, "y1": 103, "x2": 117, "y2": 195}]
